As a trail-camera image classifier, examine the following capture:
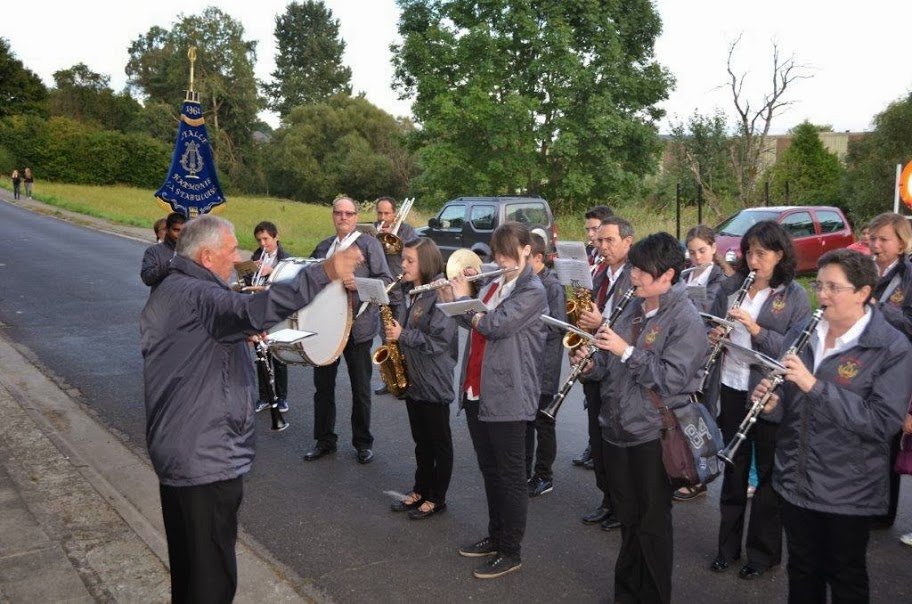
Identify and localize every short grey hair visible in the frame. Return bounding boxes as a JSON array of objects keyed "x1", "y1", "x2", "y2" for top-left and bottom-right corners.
[{"x1": 177, "y1": 215, "x2": 235, "y2": 260}]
